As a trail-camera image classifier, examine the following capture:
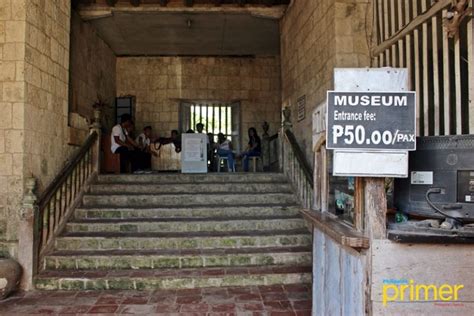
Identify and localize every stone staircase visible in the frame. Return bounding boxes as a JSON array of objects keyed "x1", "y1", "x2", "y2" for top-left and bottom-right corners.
[{"x1": 35, "y1": 173, "x2": 312, "y2": 291}]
